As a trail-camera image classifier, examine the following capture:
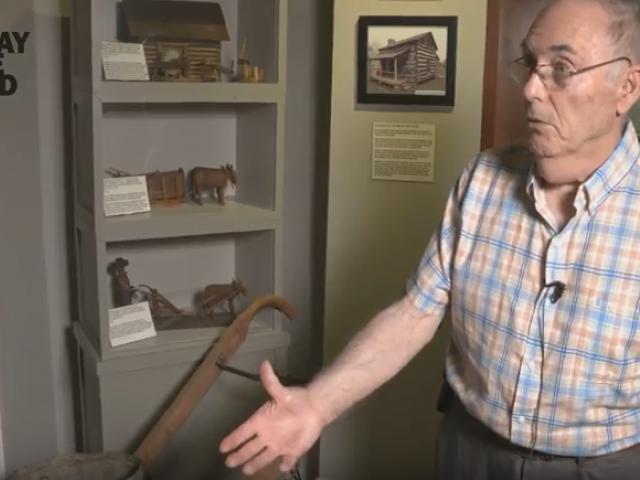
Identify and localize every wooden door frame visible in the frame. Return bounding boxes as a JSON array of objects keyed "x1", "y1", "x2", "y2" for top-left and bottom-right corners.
[
  {"x1": 480, "y1": 0, "x2": 503, "y2": 151},
  {"x1": 480, "y1": 0, "x2": 546, "y2": 151}
]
